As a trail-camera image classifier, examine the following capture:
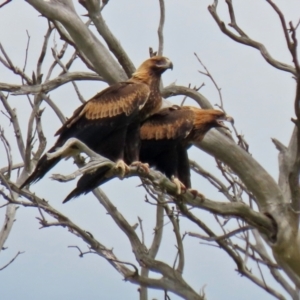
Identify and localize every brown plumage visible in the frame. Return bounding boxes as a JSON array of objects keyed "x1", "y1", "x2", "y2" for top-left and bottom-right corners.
[
  {"x1": 21, "y1": 56, "x2": 173, "y2": 191},
  {"x1": 139, "y1": 105, "x2": 233, "y2": 189}
]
